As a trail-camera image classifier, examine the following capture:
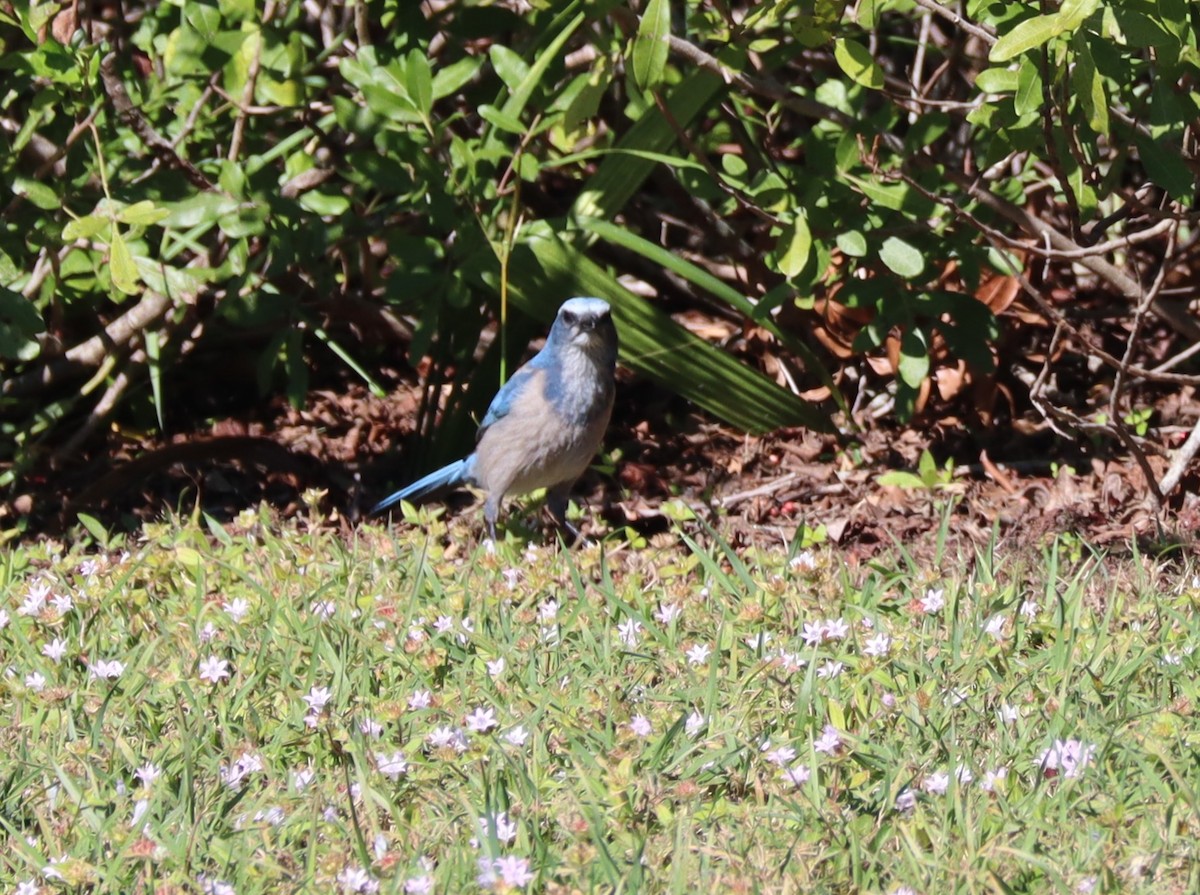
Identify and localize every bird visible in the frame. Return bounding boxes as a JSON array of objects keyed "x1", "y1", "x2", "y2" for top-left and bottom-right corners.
[{"x1": 372, "y1": 297, "x2": 618, "y2": 541}]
